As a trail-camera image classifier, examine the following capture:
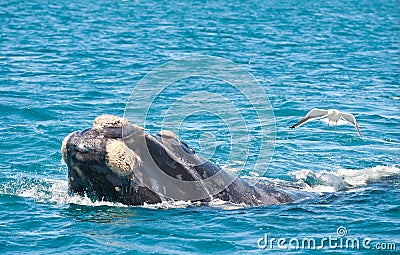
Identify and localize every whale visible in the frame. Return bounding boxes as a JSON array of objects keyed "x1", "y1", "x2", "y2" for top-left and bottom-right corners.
[{"x1": 61, "y1": 114, "x2": 295, "y2": 206}]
